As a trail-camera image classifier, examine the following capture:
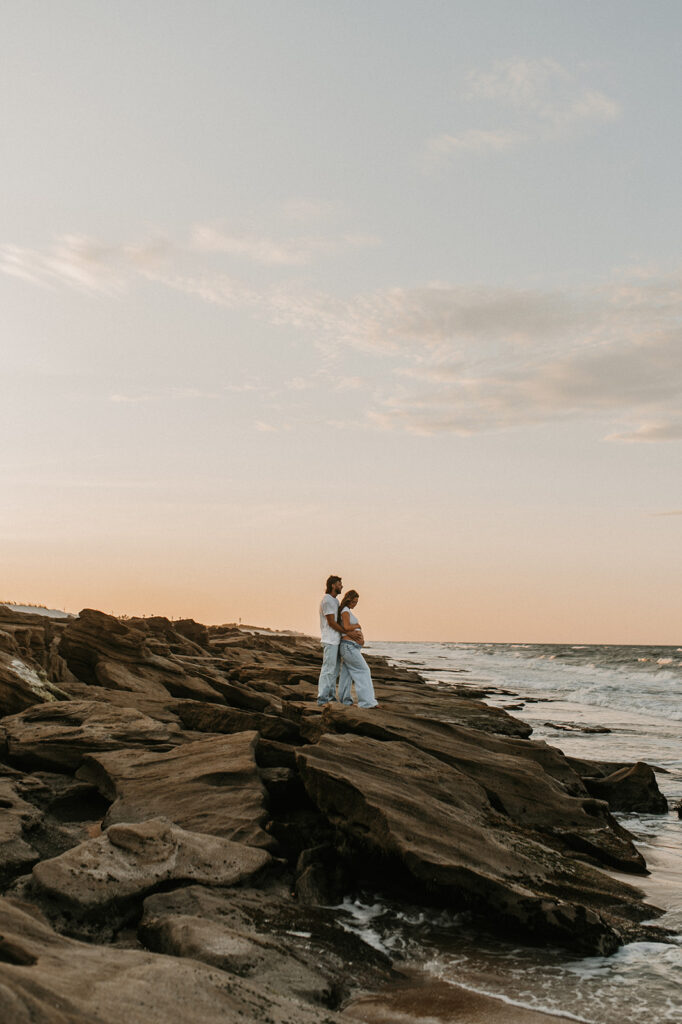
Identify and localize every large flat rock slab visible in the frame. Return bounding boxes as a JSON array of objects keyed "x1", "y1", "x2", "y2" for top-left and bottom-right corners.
[
  {"x1": 174, "y1": 698, "x2": 302, "y2": 743},
  {"x1": 78, "y1": 730, "x2": 273, "y2": 850},
  {"x1": 0, "y1": 897, "x2": 353, "y2": 1024},
  {"x1": 367, "y1": 678, "x2": 533, "y2": 737},
  {"x1": 0, "y1": 700, "x2": 181, "y2": 771},
  {"x1": 310, "y1": 705, "x2": 644, "y2": 872},
  {"x1": 29, "y1": 817, "x2": 271, "y2": 937},
  {"x1": 296, "y1": 734, "x2": 659, "y2": 955}
]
